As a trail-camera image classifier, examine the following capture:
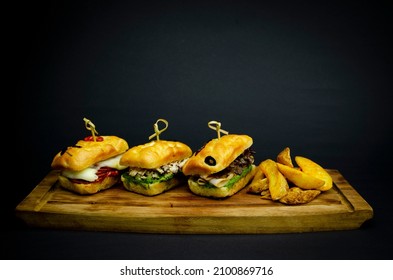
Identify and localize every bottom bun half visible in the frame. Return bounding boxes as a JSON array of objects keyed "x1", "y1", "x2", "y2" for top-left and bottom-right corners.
[
  {"x1": 188, "y1": 165, "x2": 256, "y2": 198},
  {"x1": 121, "y1": 176, "x2": 185, "y2": 196},
  {"x1": 58, "y1": 175, "x2": 119, "y2": 195}
]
